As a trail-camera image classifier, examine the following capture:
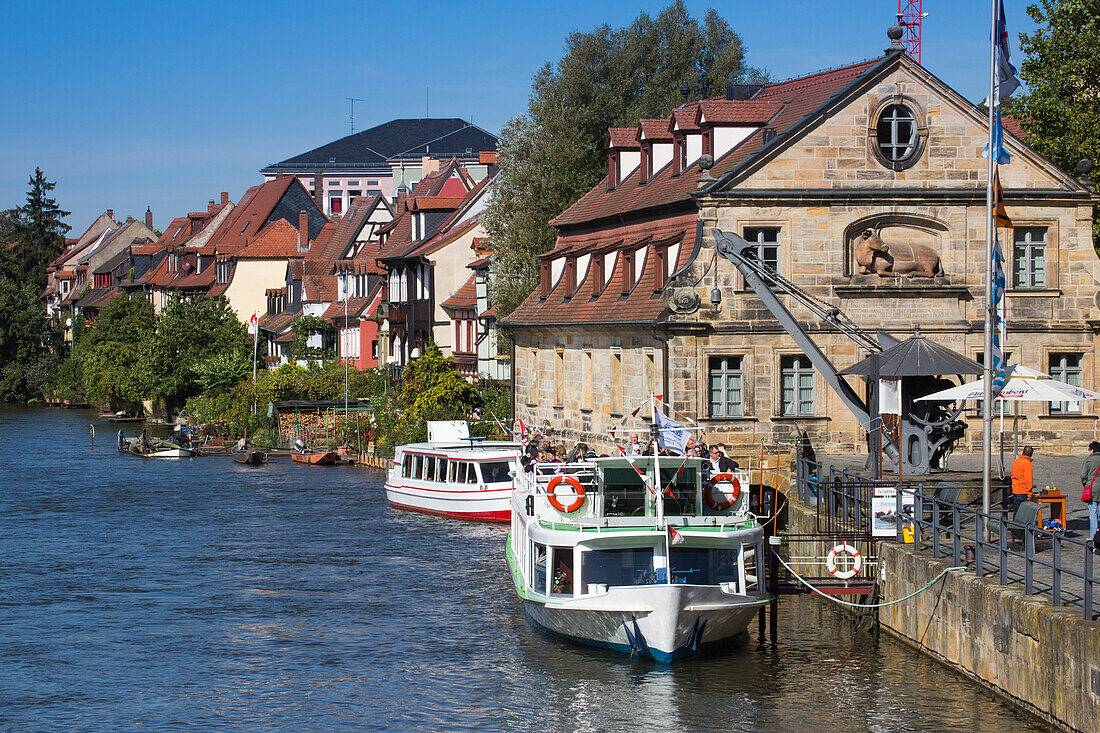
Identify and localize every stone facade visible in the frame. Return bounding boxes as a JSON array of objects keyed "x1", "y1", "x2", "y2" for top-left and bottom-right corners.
[{"x1": 505, "y1": 51, "x2": 1099, "y2": 458}]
